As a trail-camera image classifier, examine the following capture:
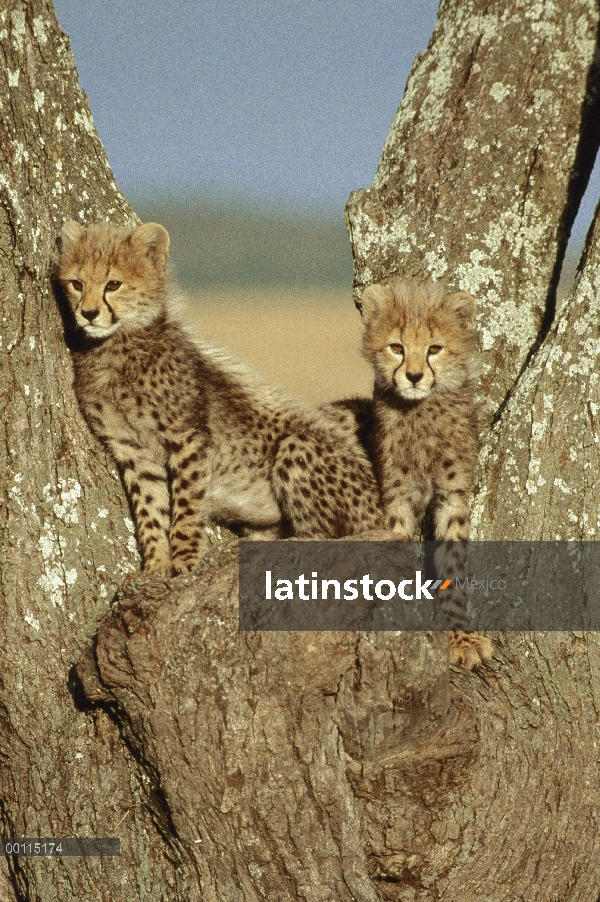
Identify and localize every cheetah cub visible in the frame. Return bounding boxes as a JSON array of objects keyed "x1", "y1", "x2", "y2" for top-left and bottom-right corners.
[
  {"x1": 361, "y1": 276, "x2": 492, "y2": 669},
  {"x1": 58, "y1": 220, "x2": 382, "y2": 575}
]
